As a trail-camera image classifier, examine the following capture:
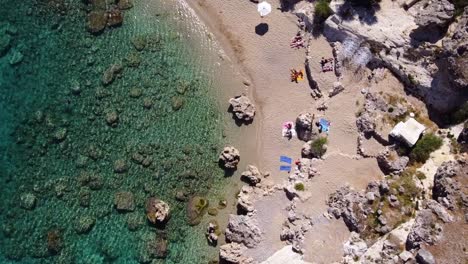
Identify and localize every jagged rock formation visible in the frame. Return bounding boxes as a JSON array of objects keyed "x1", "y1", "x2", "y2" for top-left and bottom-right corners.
[
  {"x1": 219, "y1": 146, "x2": 240, "y2": 170},
  {"x1": 295, "y1": 112, "x2": 317, "y2": 141},
  {"x1": 406, "y1": 209, "x2": 444, "y2": 249},
  {"x1": 432, "y1": 160, "x2": 465, "y2": 209},
  {"x1": 145, "y1": 198, "x2": 170, "y2": 224},
  {"x1": 319, "y1": 0, "x2": 467, "y2": 113},
  {"x1": 409, "y1": 0, "x2": 455, "y2": 42},
  {"x1": 376, "y1": 148, "x2": 409, "y2": 174},
  {"x1": 443, "y1": 7, "x2": 468, "y2": 90},
  {"x1": 241, "y1": 165, "x2": 262, "y2": 186},
  {"x1": 237, "y1": 185, "x2": 255, "y2": 214},
  {"x1": 225, "y1": 214, "x2": 262, "y2": 248},
  {"x1": 219, "y1": 242, "x2": 254, "y2": 264},
  {"x1": 229, "y1": 95, "x2": 256, "y2": 122}
]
